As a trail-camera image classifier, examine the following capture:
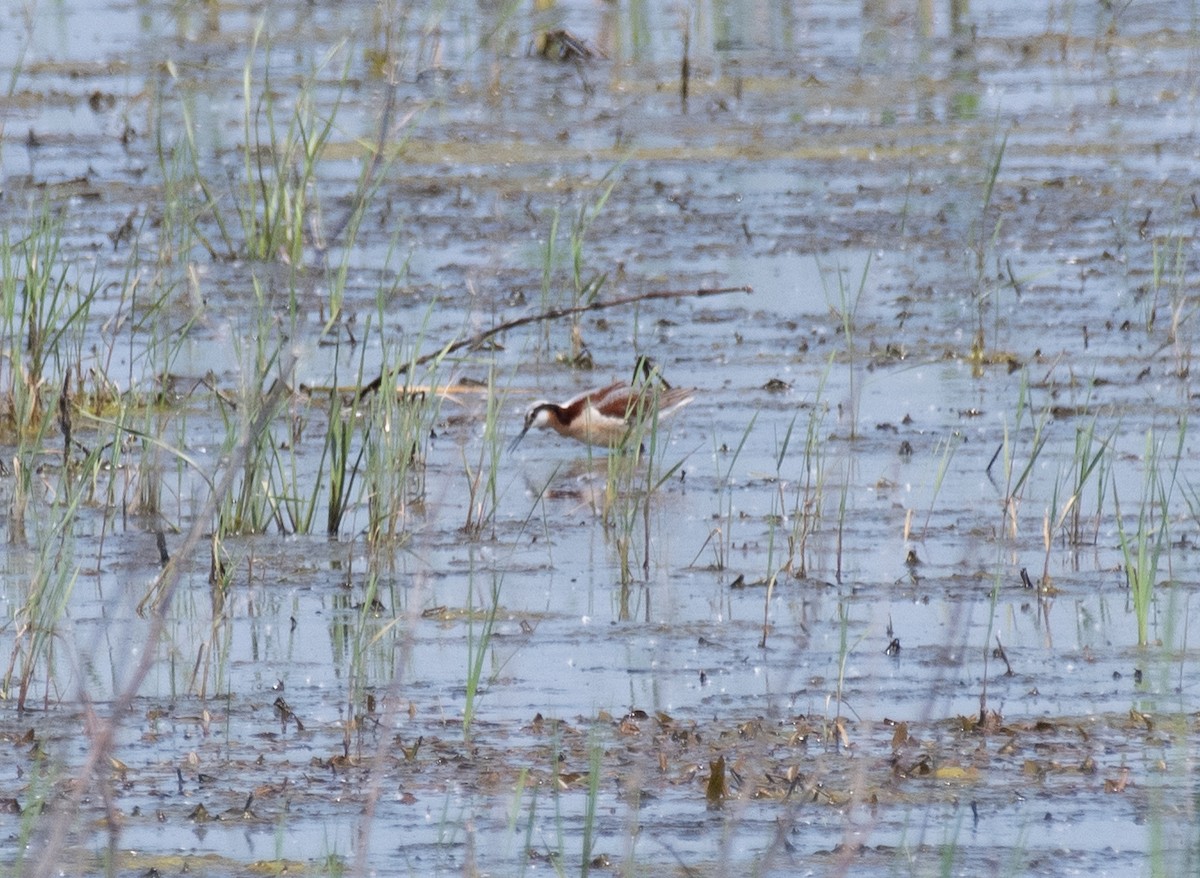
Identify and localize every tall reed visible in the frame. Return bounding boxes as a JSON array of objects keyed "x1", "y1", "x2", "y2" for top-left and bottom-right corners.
[{"x1": 463, "y1": 366, "x2": 508, "y2": 539}]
